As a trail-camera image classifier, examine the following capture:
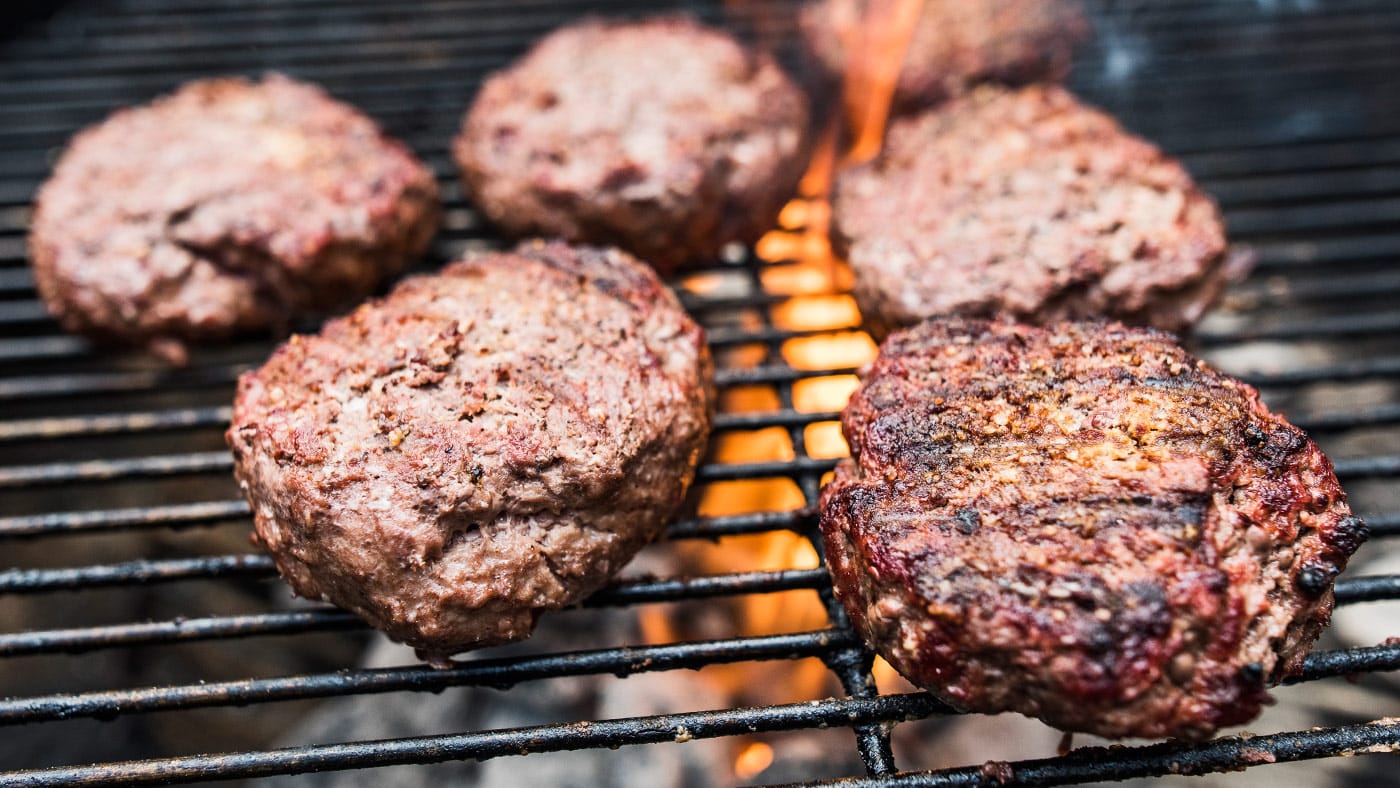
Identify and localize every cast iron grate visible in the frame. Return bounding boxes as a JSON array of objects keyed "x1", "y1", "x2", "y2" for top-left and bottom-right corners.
[{"x1": 1, "y1": 0, "x2": 1399, "y2": 785}]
